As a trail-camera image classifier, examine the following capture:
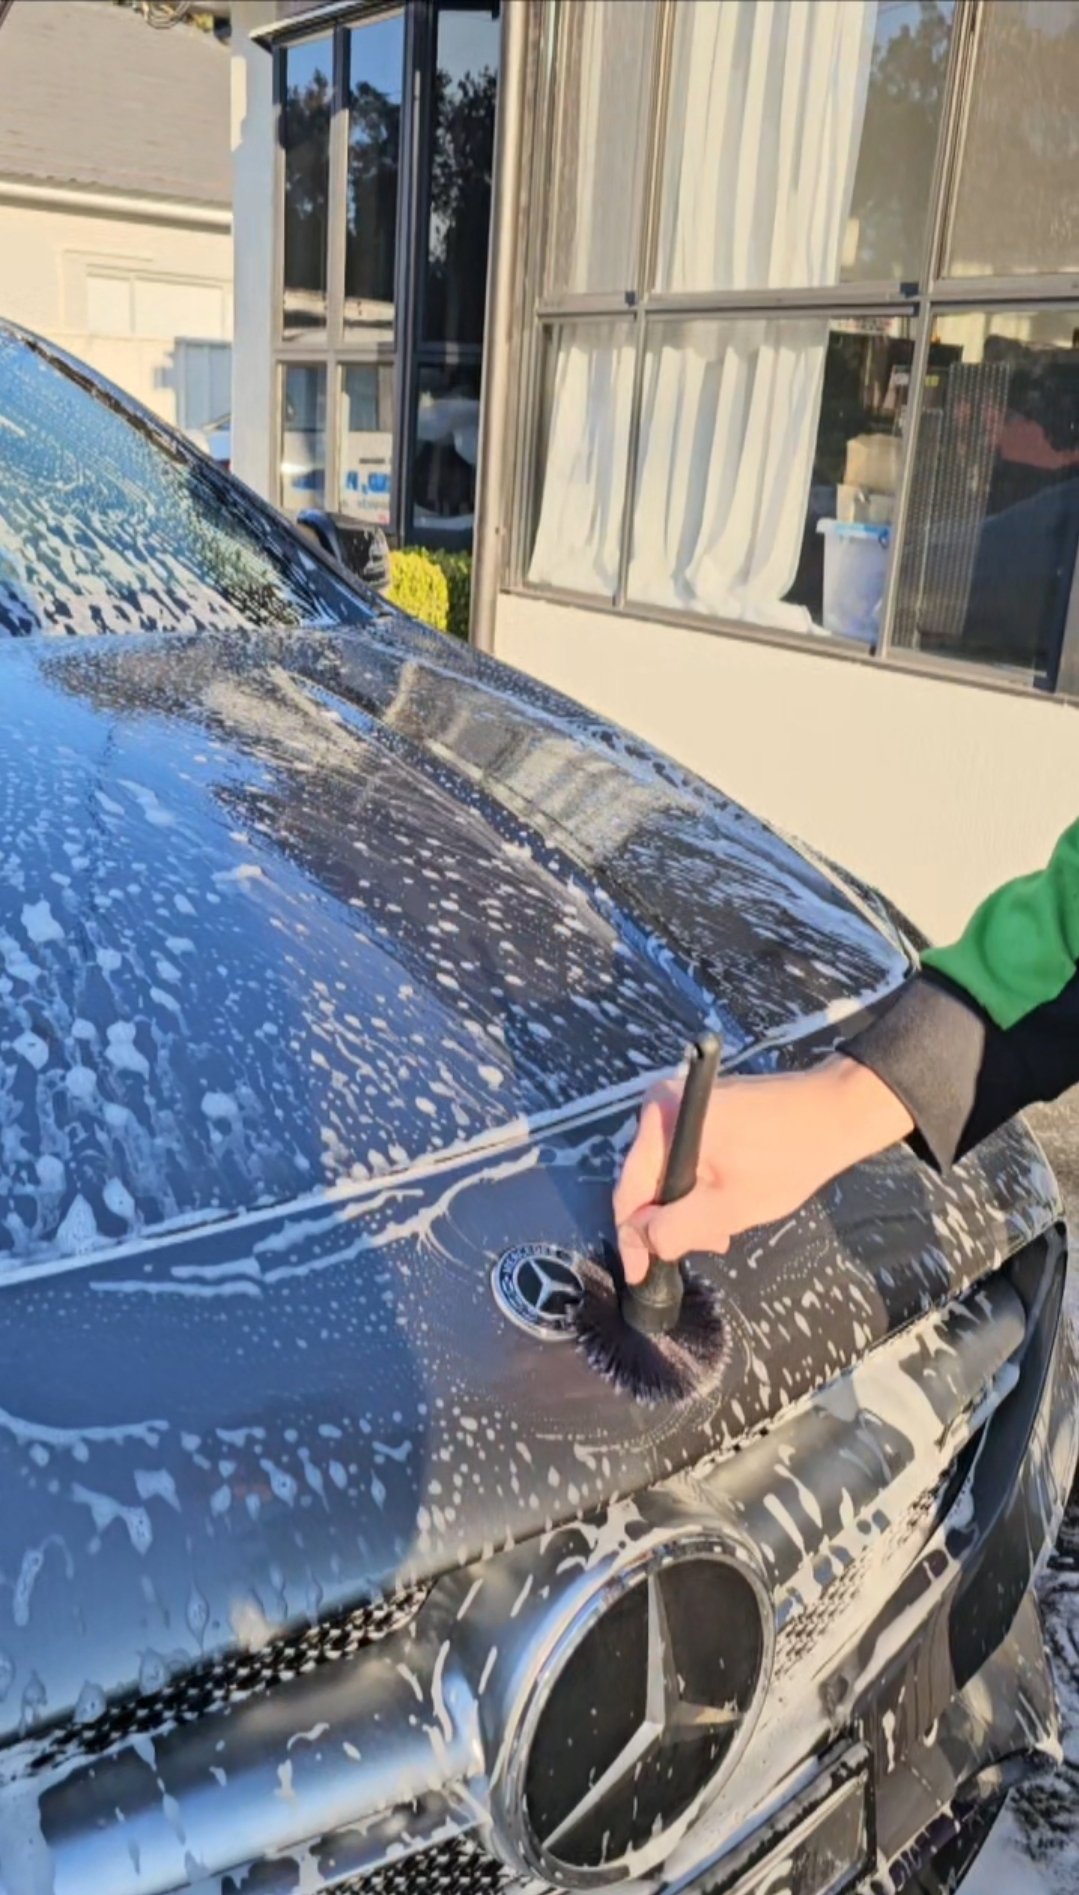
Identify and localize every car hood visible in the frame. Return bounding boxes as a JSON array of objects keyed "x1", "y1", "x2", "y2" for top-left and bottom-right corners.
[
  {"x1": 0, "y1": 617, "x2": 1059, "y2": 1745},
  {"x1": 0, "y1": 615, "x2": 910, "y2": 1267}
]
